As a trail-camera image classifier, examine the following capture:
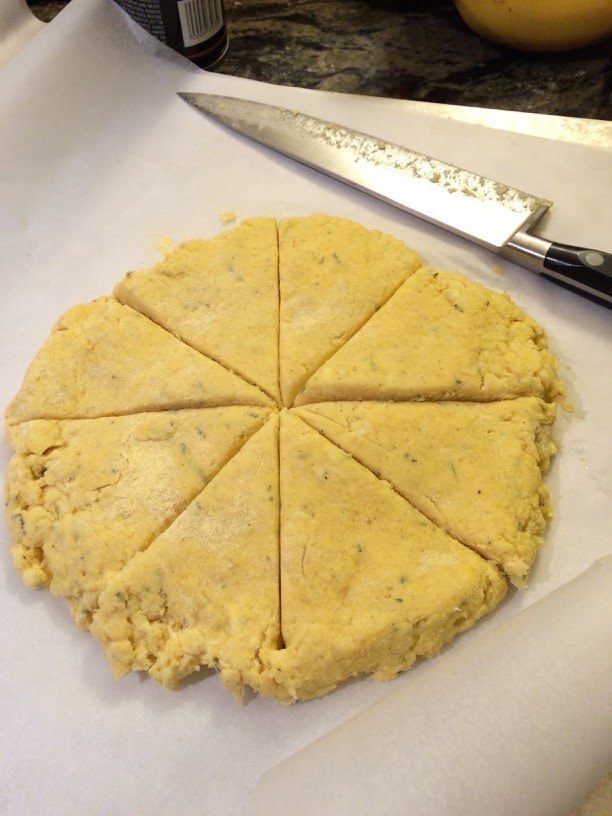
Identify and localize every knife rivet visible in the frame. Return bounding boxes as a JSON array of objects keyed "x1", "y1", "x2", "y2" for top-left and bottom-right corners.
[{"x1": 583, "y1": 251, "x2": 605, "y2": 267}]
